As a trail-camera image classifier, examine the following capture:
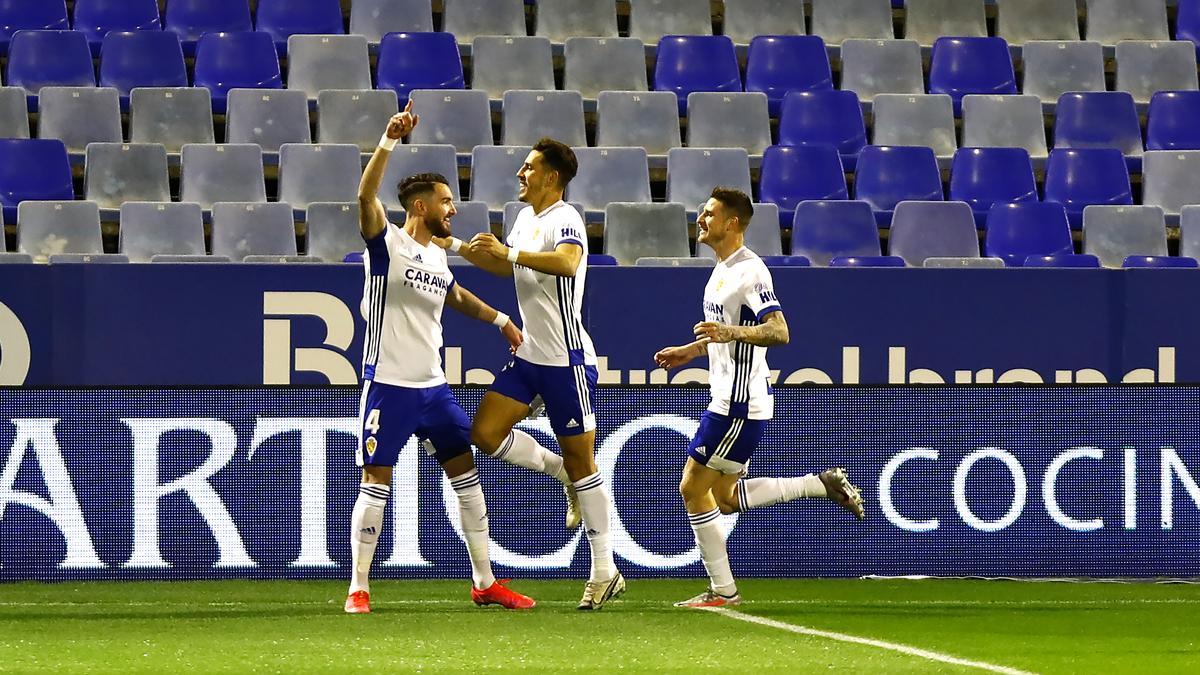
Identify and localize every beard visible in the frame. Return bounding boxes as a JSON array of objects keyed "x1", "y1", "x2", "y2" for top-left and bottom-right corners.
[{"x1": 427, "y1": 214, "x2": 452, "y2": 238}]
